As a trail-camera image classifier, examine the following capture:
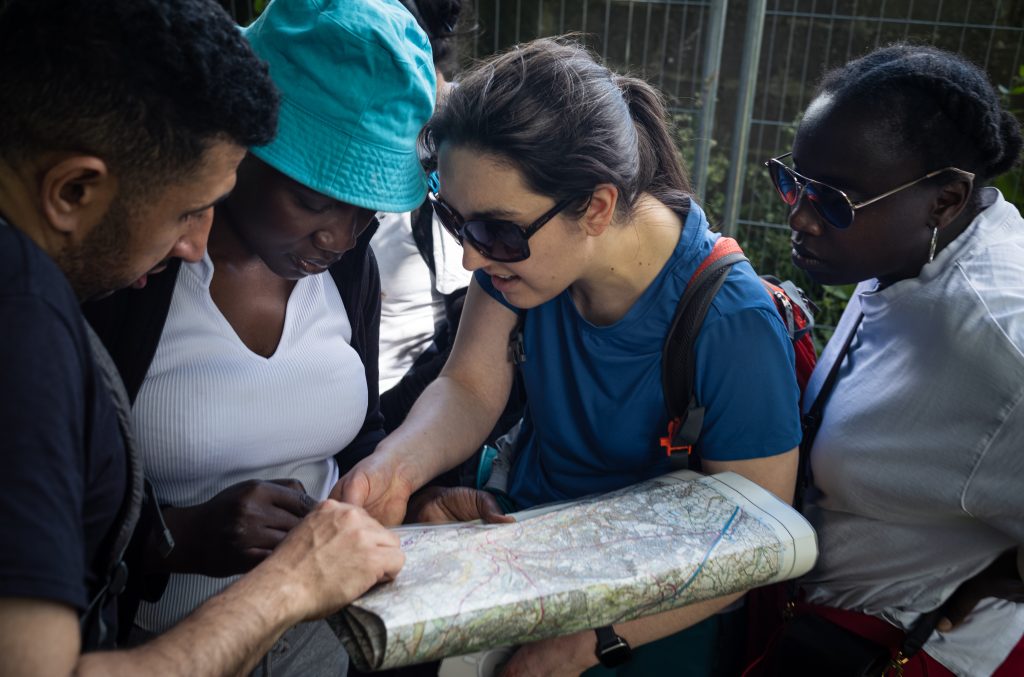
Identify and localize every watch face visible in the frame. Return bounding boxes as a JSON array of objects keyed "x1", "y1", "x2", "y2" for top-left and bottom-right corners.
[{"x1": 598, "y1": 641, "x2": 632, "y2": 668}]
